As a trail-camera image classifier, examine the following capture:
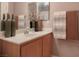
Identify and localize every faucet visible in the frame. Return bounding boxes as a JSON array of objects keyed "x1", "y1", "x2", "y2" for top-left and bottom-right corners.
[{"x1": 24, "y1": 27, "x2": 30, "y2": 34}]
